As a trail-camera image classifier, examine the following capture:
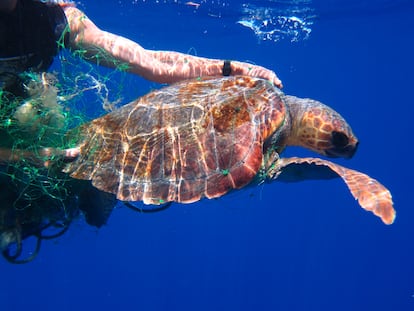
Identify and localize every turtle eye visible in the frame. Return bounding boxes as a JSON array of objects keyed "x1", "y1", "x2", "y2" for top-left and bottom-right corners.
[{"x1": 331, "y1": 131, "x2": 349, "y2": 148}]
